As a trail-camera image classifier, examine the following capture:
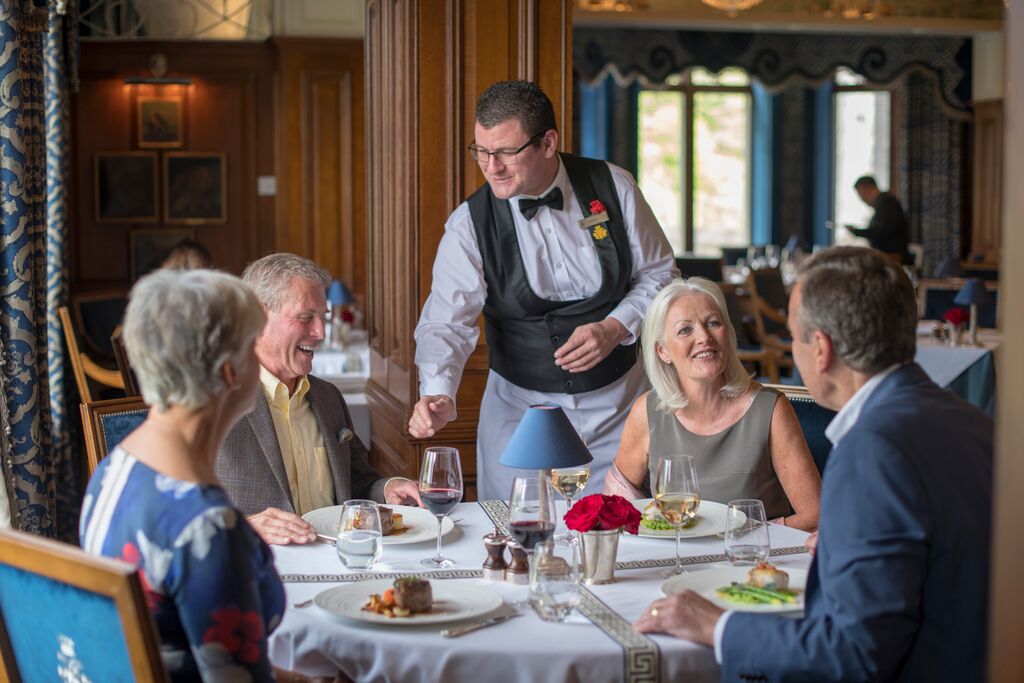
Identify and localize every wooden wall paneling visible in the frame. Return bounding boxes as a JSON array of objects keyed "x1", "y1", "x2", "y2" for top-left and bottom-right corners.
[
  {"x1": 73, "y1": 42, "x2": 276, "y2": 289},
  {"x1": 366, "y1": 0, "x2": 573, "y2": 499},
  {"x1": 275, "y1": 38, "x2": 366, "y2": 303},
  {"x1": 971, "y1": 99, "x2": 1003, "y2": 263}
]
